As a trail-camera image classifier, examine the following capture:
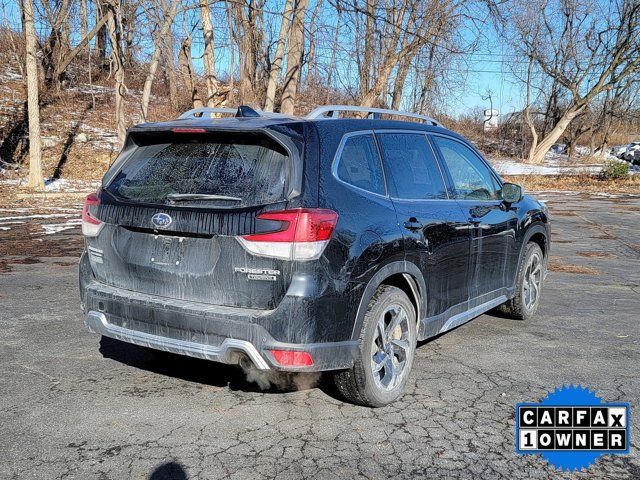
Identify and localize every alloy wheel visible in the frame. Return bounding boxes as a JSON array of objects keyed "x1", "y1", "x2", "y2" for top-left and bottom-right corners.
[
  {"x1": 370, "y1": 304, "x2": 412, "y2": 391},
  {"x1": 523, "y1": 252, "x2": 543, "y2": 310}
]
